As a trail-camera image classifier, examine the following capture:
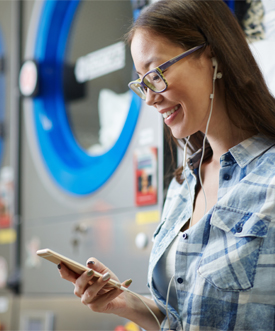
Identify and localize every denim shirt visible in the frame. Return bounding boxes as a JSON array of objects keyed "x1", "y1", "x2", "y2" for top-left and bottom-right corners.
[{"x1": 148, "y1": 134, "x2": 275, "y2": 331}]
